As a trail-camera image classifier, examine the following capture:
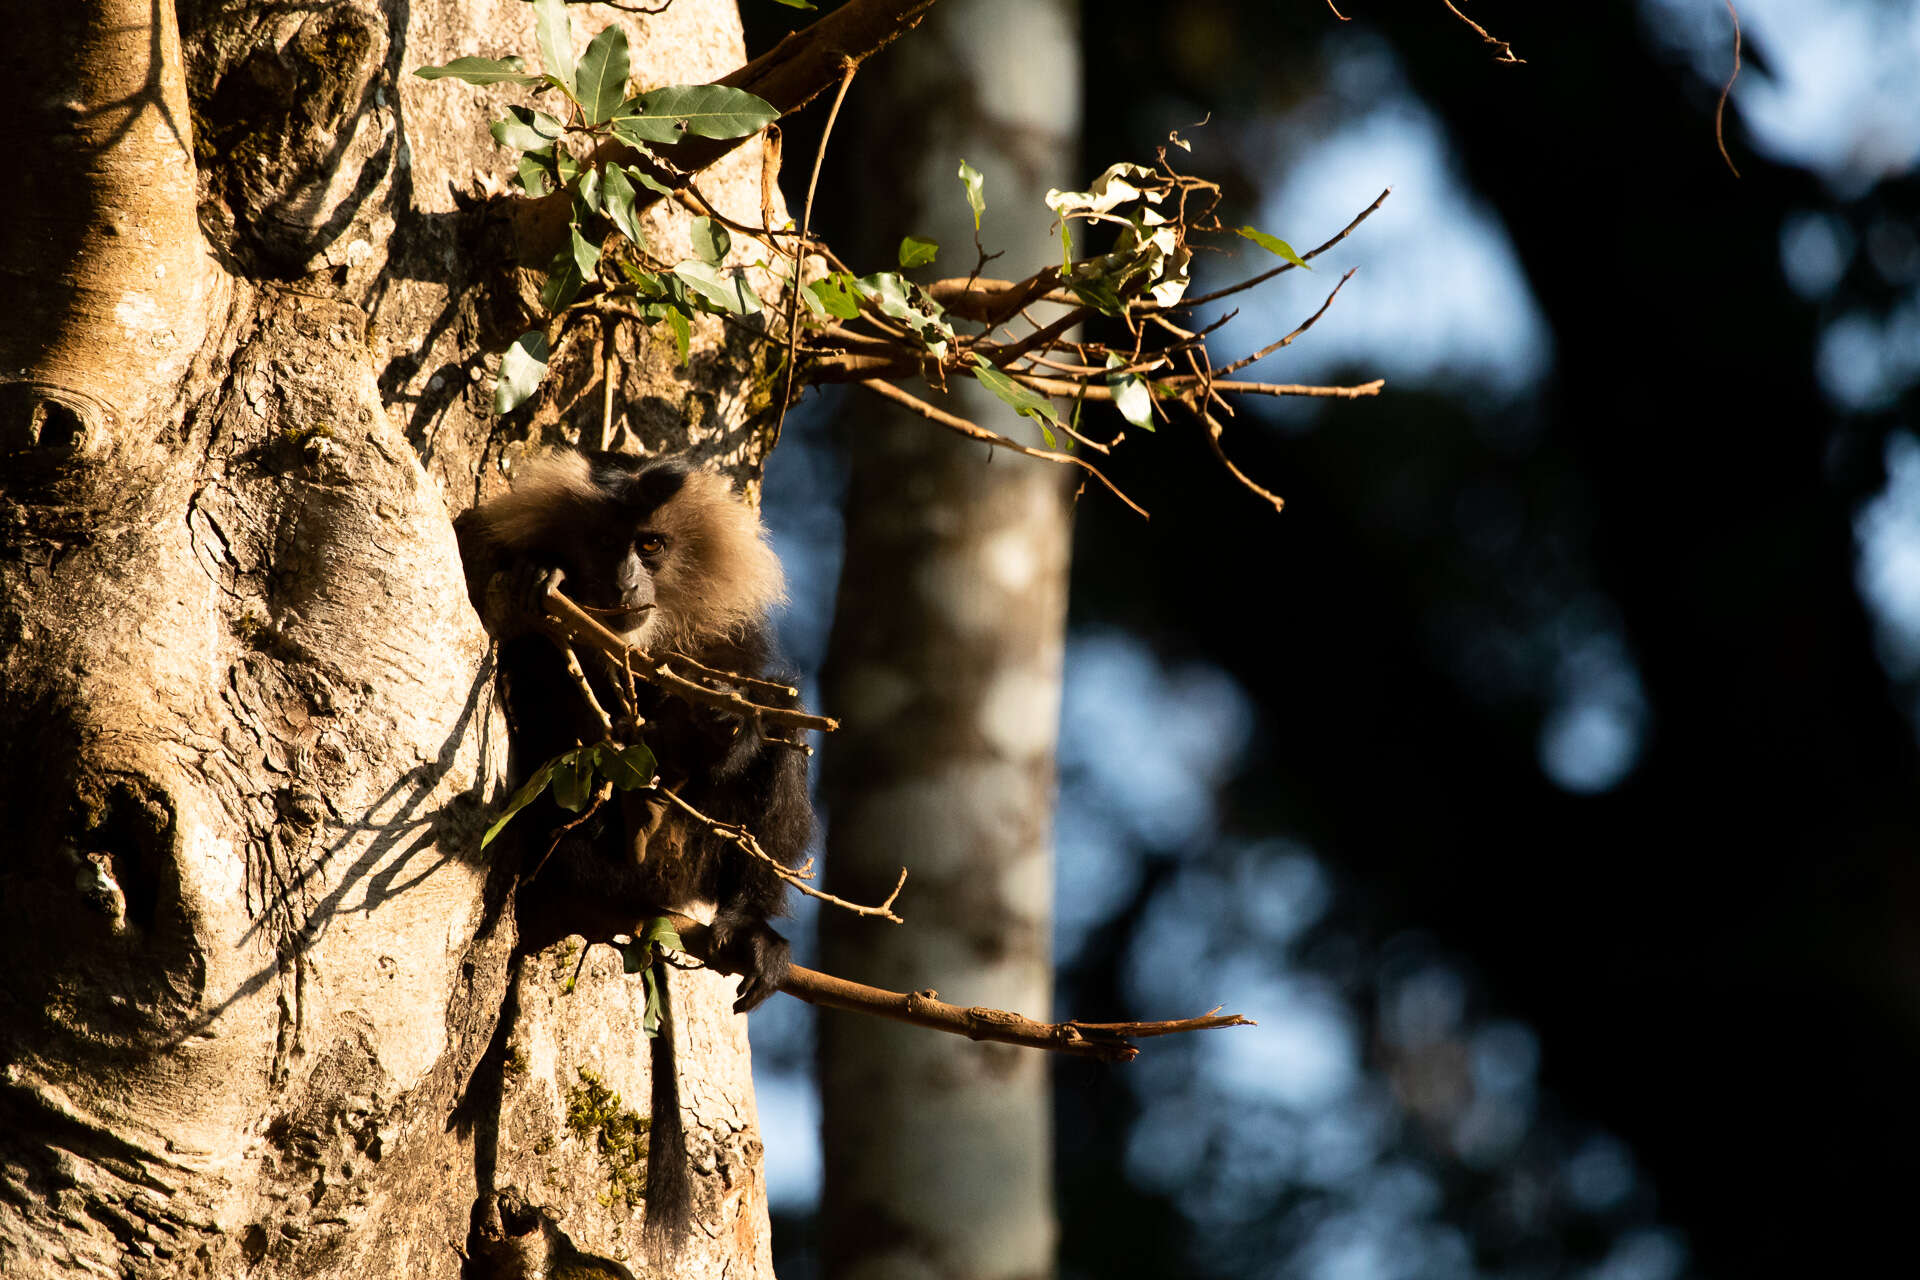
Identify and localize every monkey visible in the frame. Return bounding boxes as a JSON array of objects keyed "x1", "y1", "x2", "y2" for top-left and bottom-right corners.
[{"x1": 453, "y1": 447, "x2": 810, "y2": 1010}]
